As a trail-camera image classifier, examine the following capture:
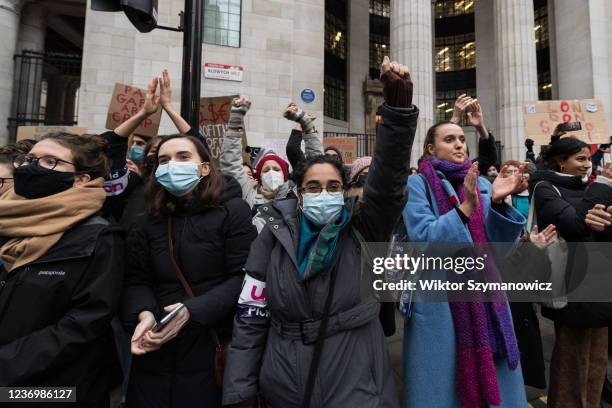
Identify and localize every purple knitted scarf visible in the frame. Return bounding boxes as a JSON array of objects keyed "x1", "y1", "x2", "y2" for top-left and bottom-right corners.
[{"x1": 419, "y1": 157, "x2": 520, "y2": 408}]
